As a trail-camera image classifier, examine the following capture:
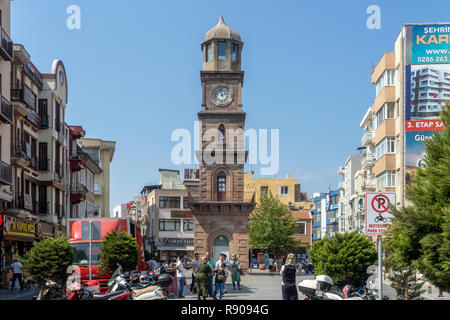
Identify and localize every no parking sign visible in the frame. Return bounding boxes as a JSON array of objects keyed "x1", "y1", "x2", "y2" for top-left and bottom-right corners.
[{"x1": 365, "y1": 193, "x2": 396, "y2": 236}]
